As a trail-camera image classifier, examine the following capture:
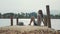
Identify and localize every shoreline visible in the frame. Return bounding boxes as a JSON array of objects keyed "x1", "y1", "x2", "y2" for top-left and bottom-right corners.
[{"x1": 0, "y1": 18, "x2": 60, "y2": 19}]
